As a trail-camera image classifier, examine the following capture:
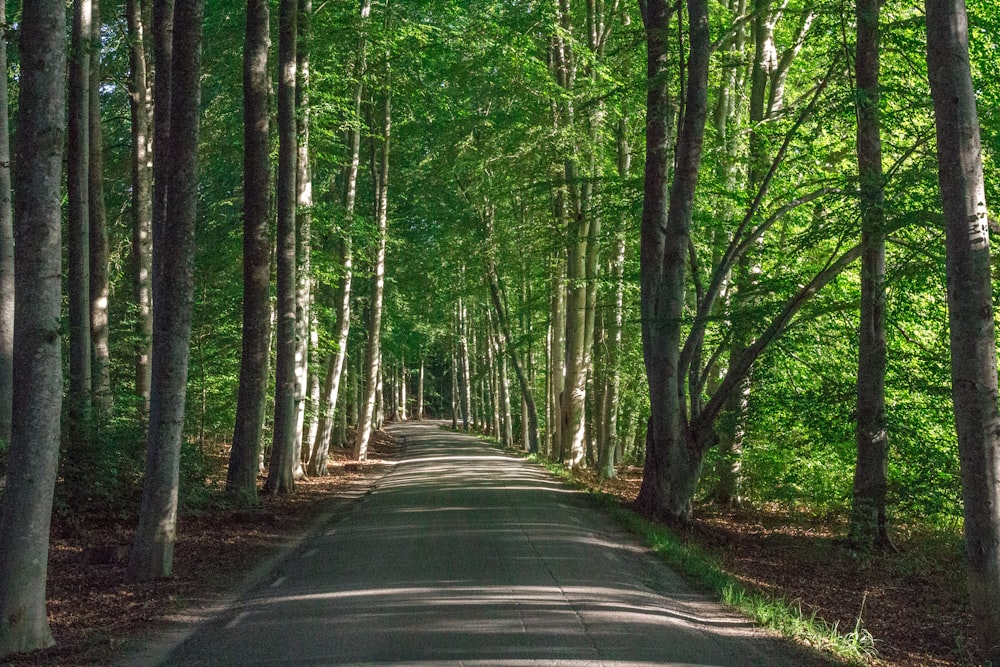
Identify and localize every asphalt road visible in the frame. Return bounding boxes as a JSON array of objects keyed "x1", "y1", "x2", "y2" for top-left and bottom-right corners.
[{"x1": 154, "y1": 422, "x2": 822, "y2": 666}]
